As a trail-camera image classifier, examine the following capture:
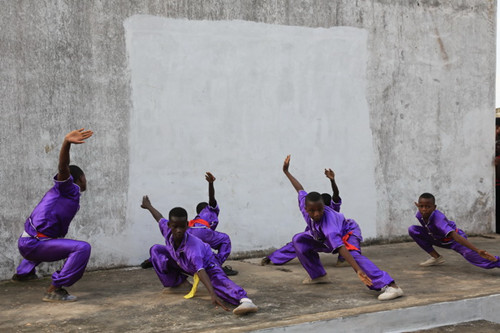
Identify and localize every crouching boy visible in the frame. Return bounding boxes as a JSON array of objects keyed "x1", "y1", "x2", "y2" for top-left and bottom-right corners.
[{"x1": 141, "y1": 195, "x2": 258, "y2": 315}]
